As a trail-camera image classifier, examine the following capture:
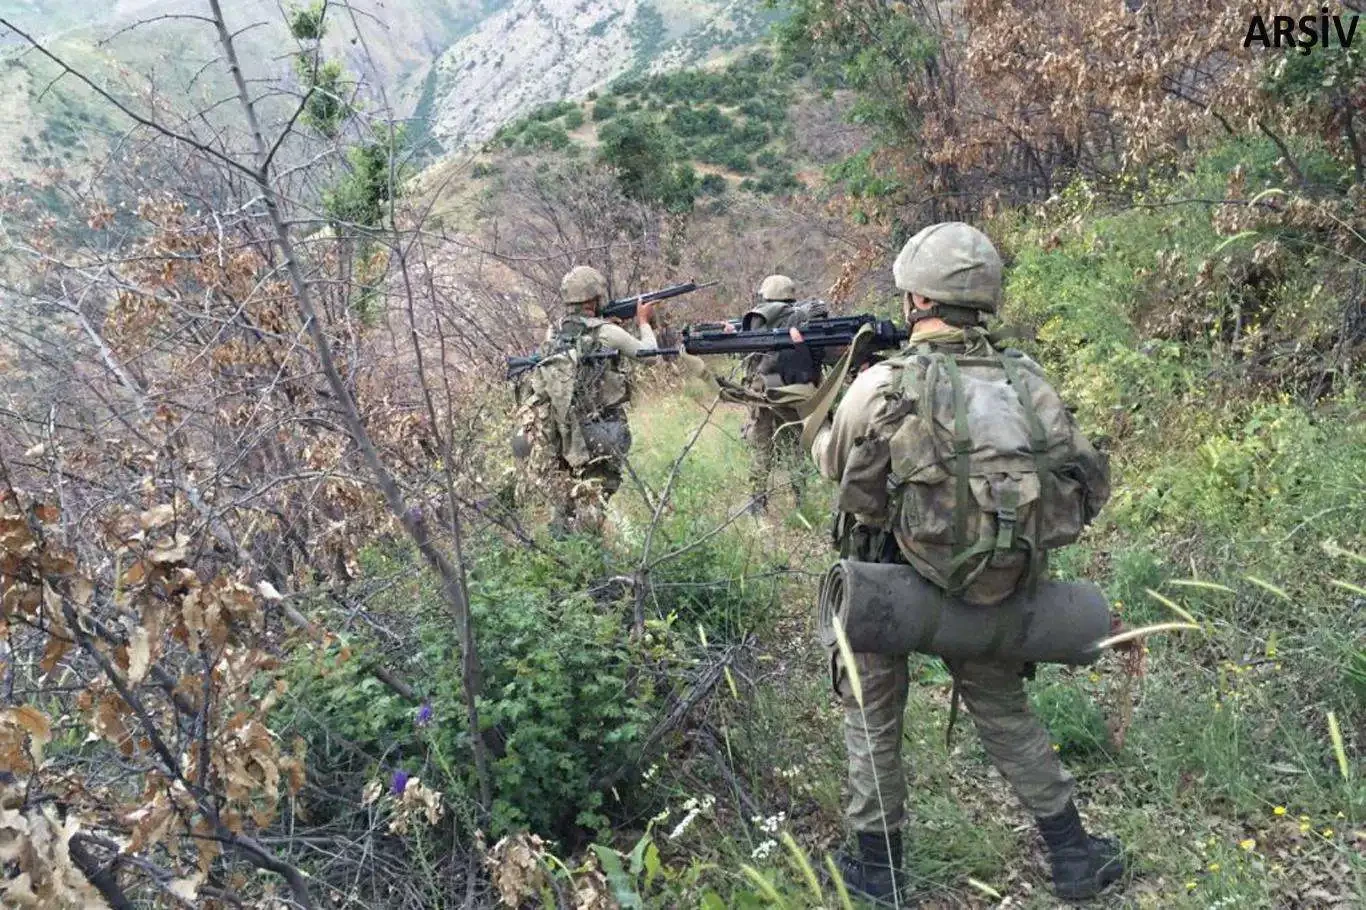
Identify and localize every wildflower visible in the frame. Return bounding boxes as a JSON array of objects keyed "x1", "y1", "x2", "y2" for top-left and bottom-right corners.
[
  {"x1": 751, "y1": 838, "x2": 776, "y2": 860},
  {"x1": 1299, "y1": 820, "x2": 1312, "y2": 834},
  {"x1": 1052, "y1": 743, "x2": 1060, "y2": 751},
  {"x1": 391, "y1": 769, "x2": 410, "y2": 796},
  {"x1": 1272, "y1": 806, "x2": 1286, "y2": 816},
  {"x1": 1321, "y1": 827, "x2": 1333, "y2": 839},
  {"x1": 1207, "y1": 862, "x2": 1220, "y2": 872},
  {"x1": 668, "y1": 807, "x2": 701, "y2": 840},
  {"x1": 1186, "y1": 881, "x2": 1197, "y2": 891},
  {"x1": 415, "y1": 701, "x2": 433, "y2": 728},
  {"x1": 1239, "y1": 838, "x2": 1256, "y2": 851},
  {"x1": 754, "y1": 812, "x2": 786, "y2": 834}
]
